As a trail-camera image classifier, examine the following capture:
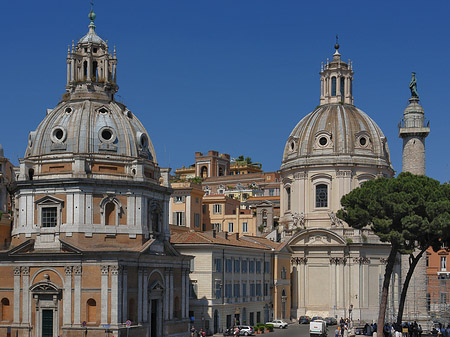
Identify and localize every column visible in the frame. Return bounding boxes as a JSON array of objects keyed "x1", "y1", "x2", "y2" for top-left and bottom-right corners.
[
  {"x1": 71, "y1": 59, "x2": 75, "y2": 83},
  {"x1": 111, "y1": 265, "x2": 119, "y2": 325},
  {"x1": 143, "y1": 269, "x2": 148, "y2": 322},
  {"x1": 185, "y1": 269, "x2": 190, "y2": 318},
  {"x1": 181, "y1": 268, "x2": 186, "y2": 318},
  {"x1": 122, "y1": 267, "x2": 128, "y2": 321},
  {"x1": 164, "y1": 270, "x2": 170, "y2": 320},
  {"x1": 169, "y1": 269, "x2": 174, "y2": 320},
  {"x1": 67, "y1": 61, "x2": 70, "y2": 85},
  {"x1": 296, "y1": 263, "x2": 301, "y2": 310},
  {"x1": 330, "y1": 259, "x2": 337, "y2": 311},
  {"x1": 63, "y1": 266, "x2": 72, "y2": 325},
  {"x1": 13, "y1": 267, "x2": 20, "y2": 323},
  {"x1": 74, "y1": 266, "x2": 82, "y2": 324},
  {"x1": 138, "y1": 268, "x2": 143, "y2": 322},
  {"x1": 185, "y1": 196, "x2": 191, "y2": 228},
  {"x1": 22, "y1": 267, "x2": 30, "y2": 324},
  {"x1": 101, "y1": 265, "x2": 109, "y2": 324}
]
